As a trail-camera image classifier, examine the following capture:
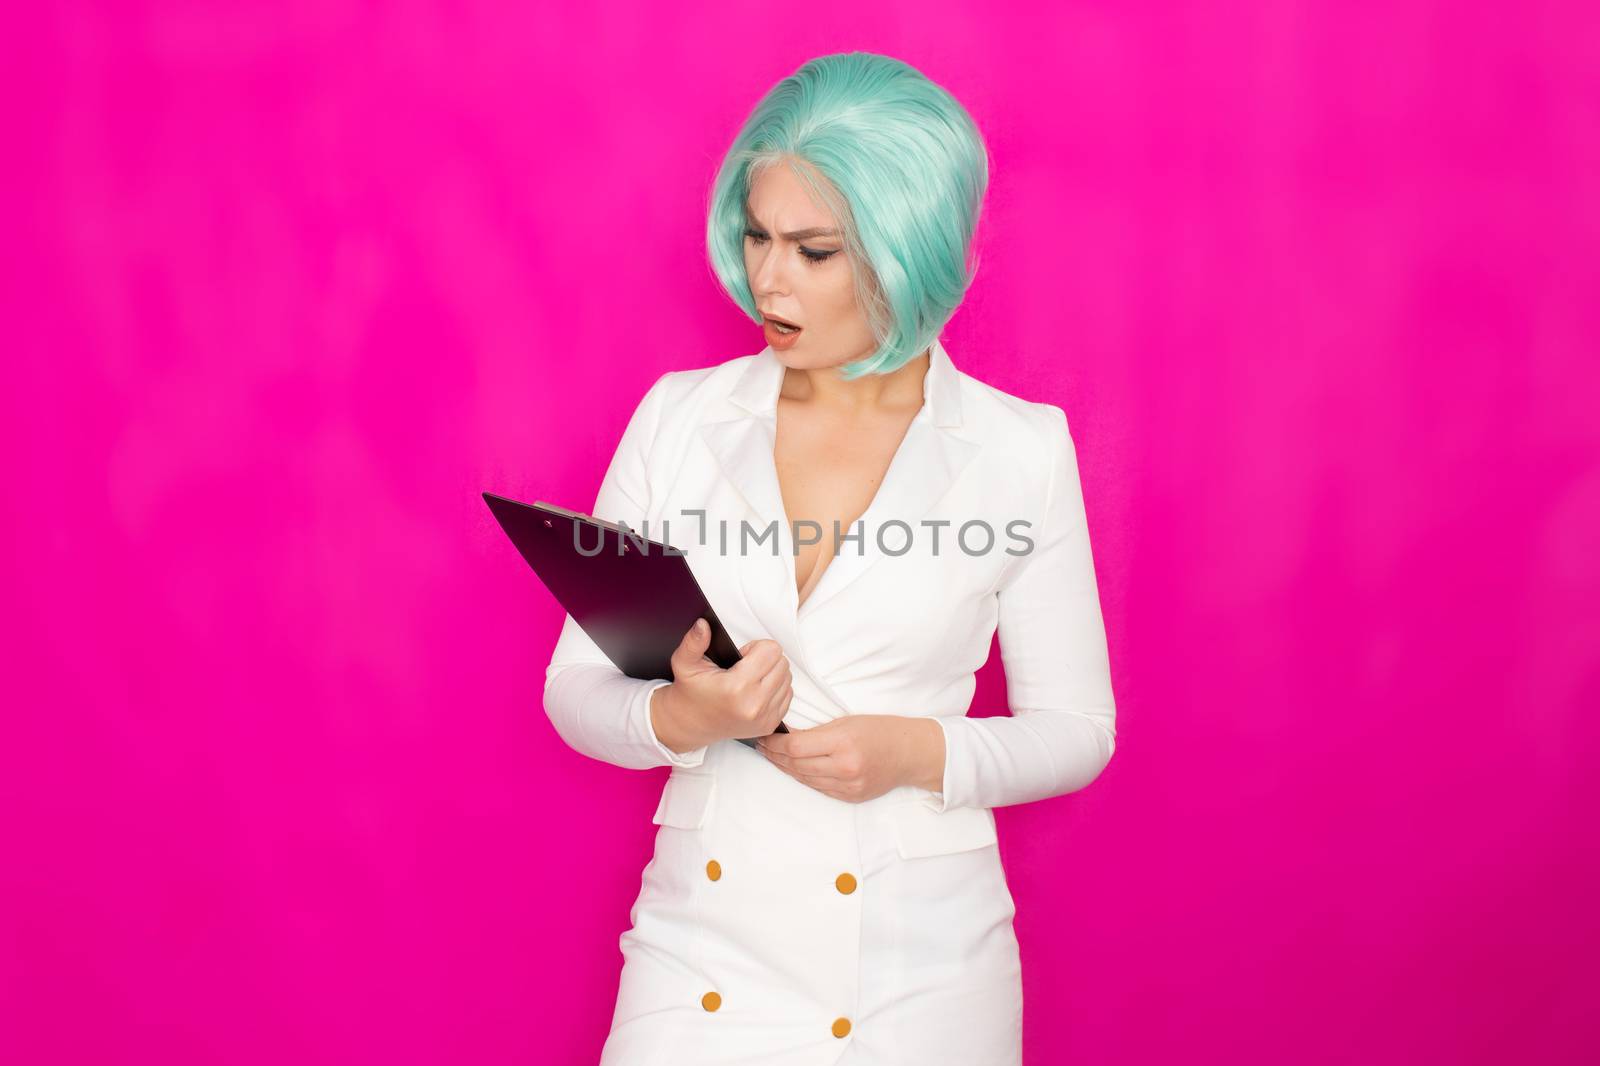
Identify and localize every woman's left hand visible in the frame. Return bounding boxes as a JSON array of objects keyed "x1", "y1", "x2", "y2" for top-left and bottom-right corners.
[{"x1": 757, "y1": 714, "x2": 945, "y2": 804}]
